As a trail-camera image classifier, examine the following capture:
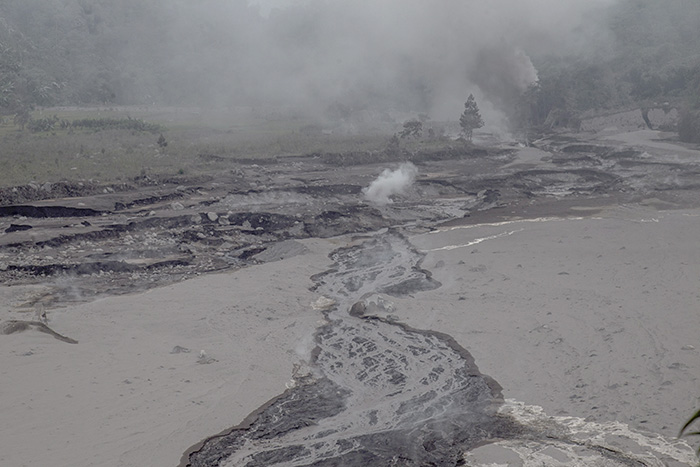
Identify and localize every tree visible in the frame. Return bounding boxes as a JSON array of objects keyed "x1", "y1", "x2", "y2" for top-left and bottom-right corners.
[
  {"x1": 157, "y1": 133, "x2": 168, "y2": 148},
  {"x1": 386, "y1": 134, "x2": 400, "y2": 155},
  {"x1": 459, "y1": 94, "x2": 484, "y2": 141},
  {"x1": 399, "y1": 119, "x2": 423, "y2": 139}
]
